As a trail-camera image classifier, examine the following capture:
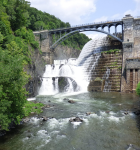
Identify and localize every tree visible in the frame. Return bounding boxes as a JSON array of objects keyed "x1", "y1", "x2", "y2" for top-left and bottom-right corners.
[
  {"x1": 0, "y1": 49, "x2": 28, "y2": 130},
  {"x1": 34, "y1": 21, "x2": 46, "y2": 30}
]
